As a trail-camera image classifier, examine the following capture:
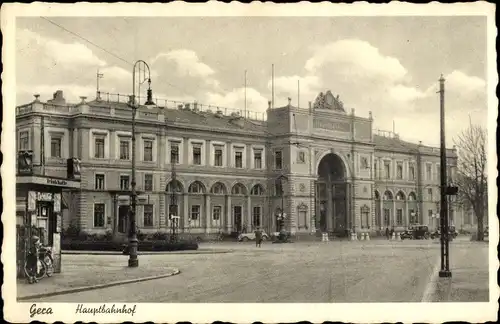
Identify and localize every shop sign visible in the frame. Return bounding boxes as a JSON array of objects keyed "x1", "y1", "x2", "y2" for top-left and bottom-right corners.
[
  {"x1": 53, "y1": 193, "x2": 61, "y2": 212},
  {"x1": 47, "y1": 178, "x2": 67, "y2": 186},
  {"x1": 37, "y1": 192, "x2": 53, "y2": 202},
  {"x1": 28, "y1": 191, "x2": 37, "y2": 211}
]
